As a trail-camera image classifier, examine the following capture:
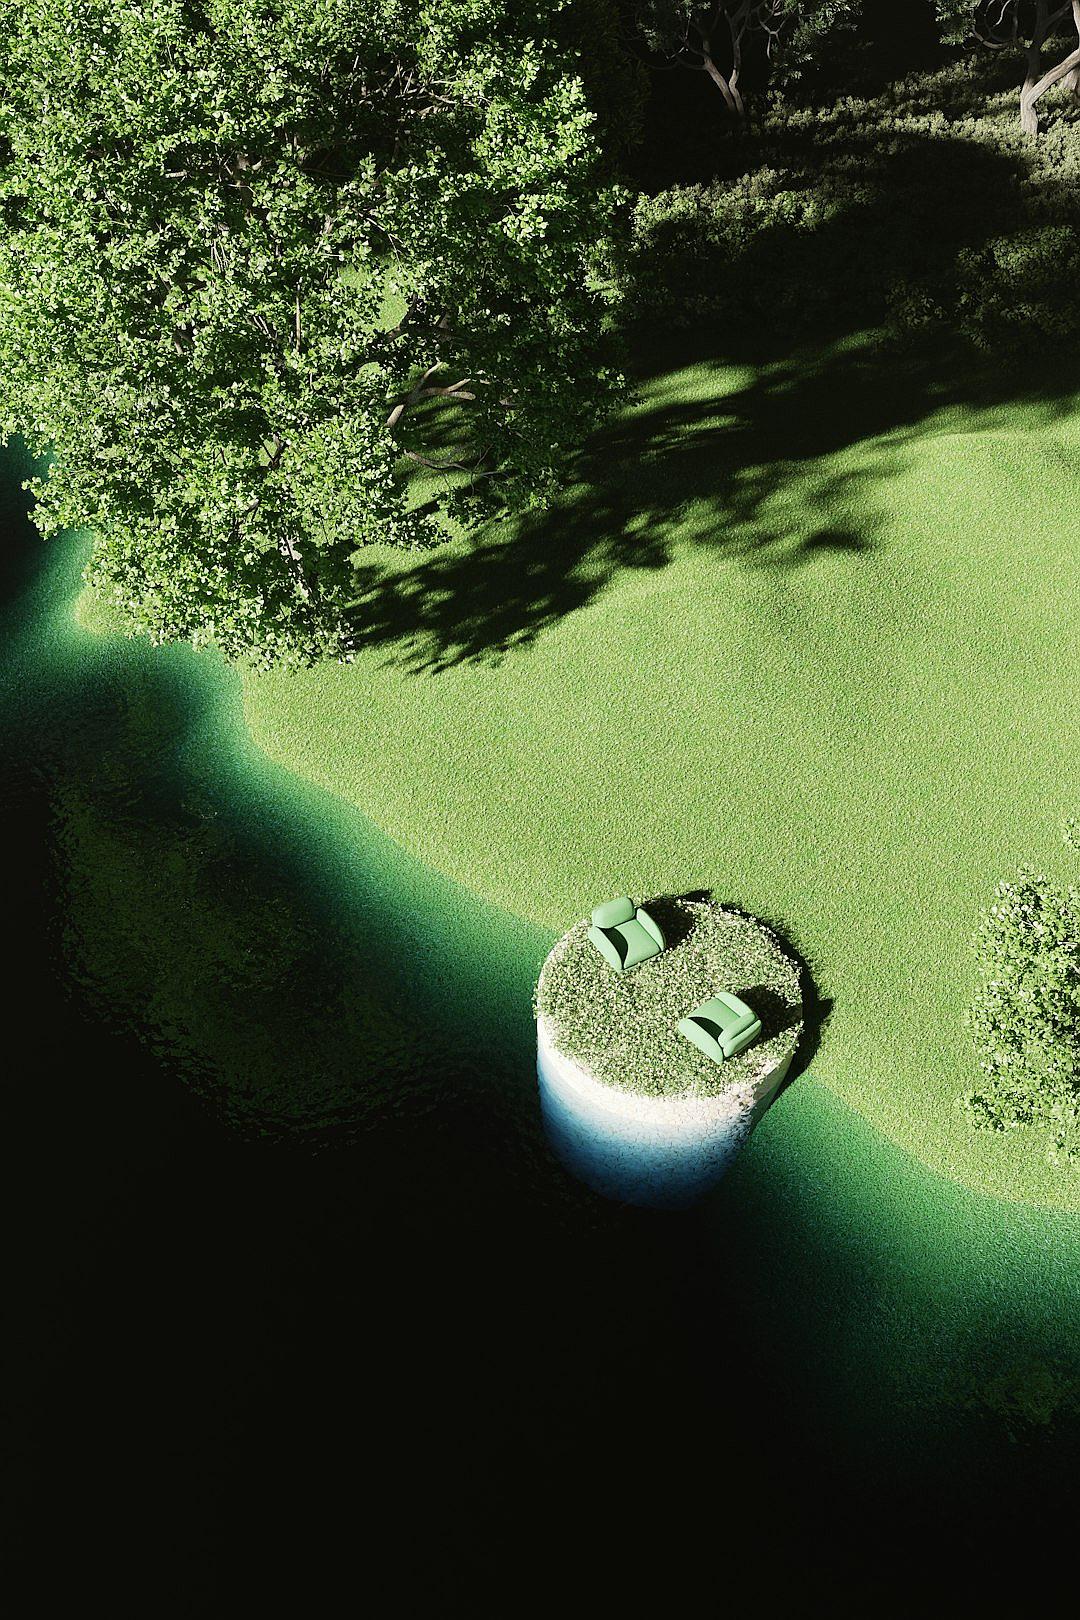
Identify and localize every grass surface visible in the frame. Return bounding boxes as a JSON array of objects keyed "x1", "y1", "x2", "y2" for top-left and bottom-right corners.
[
  {"x1": 535, "y1": 899, "x2": 801, "y2": 1096},
  {"x1": 11, "y1": 464, "x2": 1080, "y2": 1509},
  {"x1": 222, "y1": 329, "x2": 1080, "y2": 1208}
]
